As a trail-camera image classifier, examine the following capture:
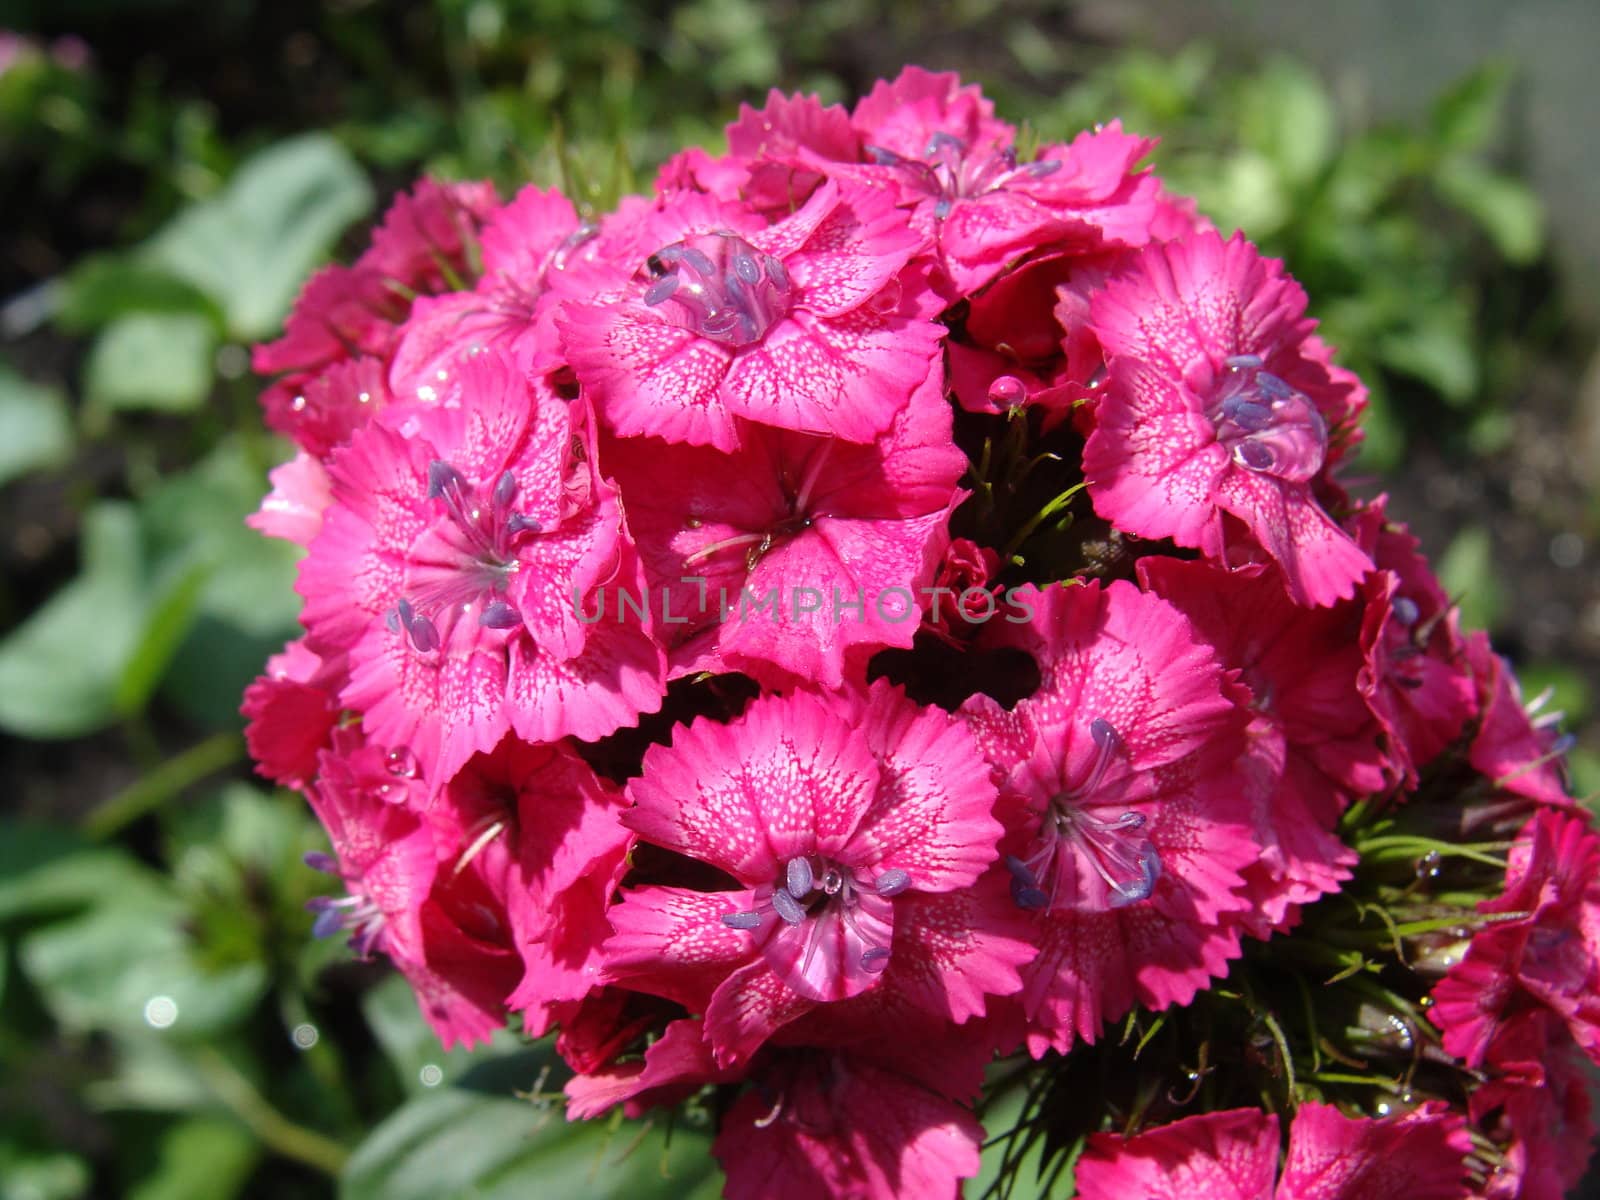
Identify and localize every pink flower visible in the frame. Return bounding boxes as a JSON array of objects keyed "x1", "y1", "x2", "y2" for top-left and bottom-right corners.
[
  {"x1": 304, "y1": 729, "x2": 521, "y2": 1048},
  {"x1": 433, "y1": 737, "x2": 632, "y2": 1036},
  {"x1": 1464, "y1": 630, "x2": 1573, "y2": 807},
  {"x1": 601, "y1": 682, "x2": 1015, "y2": 1066},
  {"x1": 1075, "y1": 1108, "x2": 1280, "y2": 1200},
  {"x1": 719, "y1": 89, "x2": 861, "y2": 214},
  {"x1": 297, "y1": 348, "x2": 663, "y2": 787},
  {"x1": 1140, "y1": 557, "x2": 1377, "y2": 934},
  {"x1": 362, "y1": 177, "x2": 500, "y2": 295},
  {"x1": 1075, "y1": 1102, "x2": 1471, "y2": 1200},
  {"x1": 1431, "y1": 809, "x2": 1600, "y2": 1067},
  {"x1": 715, "y1": 1046, "x2": 982, "y2": 1200},
  {"x1": 559, "y1": 180, "x2": 940, "y2": 449},
  {"x1": 388, "y1": 185, "x2": 602, "y2": 401},
  {"x1": 1082, "y1": 231, "x2": 1372, "y2": 606},
  {"x1": 1468, "y1": 1011, "x2": 1596, "y2": 1199},
  {"x1": 248, "y1": 449, "x2": 333, "y2": 546},
  {"x1": 960, "y1": 580, "x2": 1257, "y2": 1053},
  {"x1": 844, "y1": 69, "x2": 1161, "y2": 295},
  {"x1": 1351, "y1": 501, "x2": 1477, "y2": 789},
  {"x1": 240, "y1": 638, "x2": 340, "y2": 788},
  {"x1": 599, "y1": 369, "x2": 965, "y2": 689}
]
